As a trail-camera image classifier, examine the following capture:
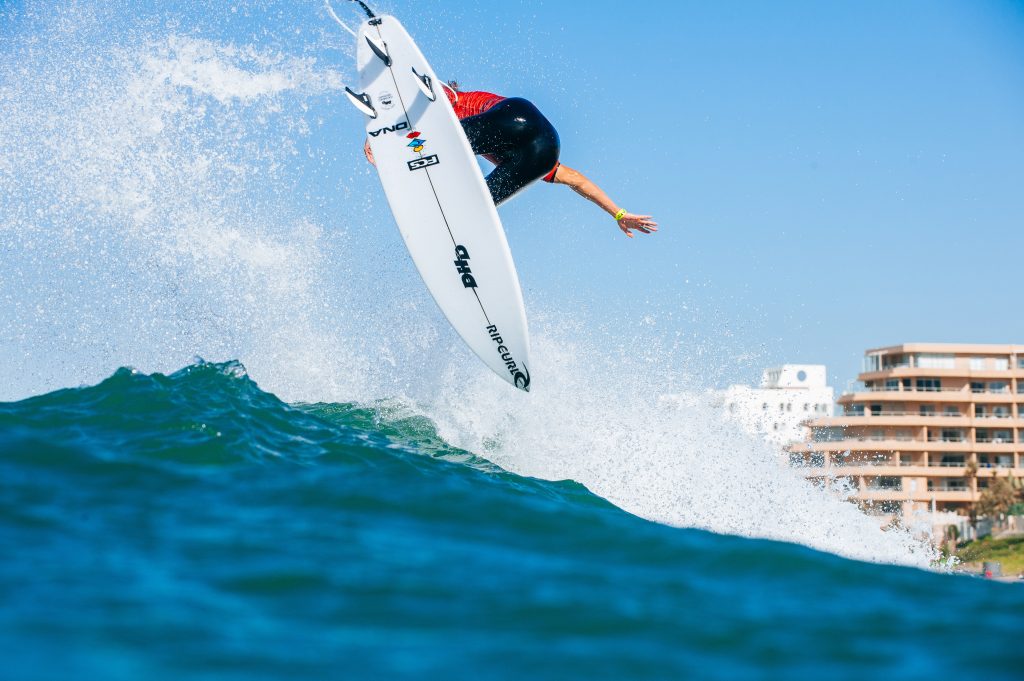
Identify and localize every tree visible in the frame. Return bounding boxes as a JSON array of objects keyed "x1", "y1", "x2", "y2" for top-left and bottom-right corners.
[{"x1": 976, "y1": 472, "x2": 1018, "y2": 519}]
